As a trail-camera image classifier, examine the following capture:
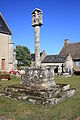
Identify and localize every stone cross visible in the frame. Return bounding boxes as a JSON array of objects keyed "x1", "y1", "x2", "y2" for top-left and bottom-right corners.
[{"x1": 32, "y1": 8, "x2": 43, "y2": 67}]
